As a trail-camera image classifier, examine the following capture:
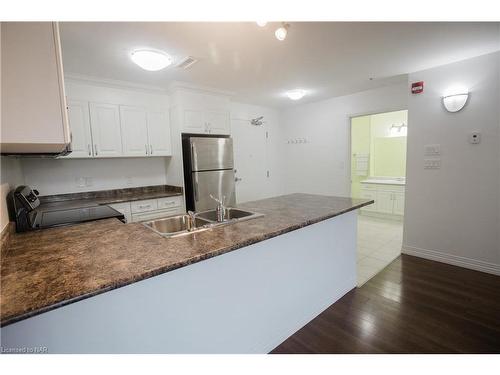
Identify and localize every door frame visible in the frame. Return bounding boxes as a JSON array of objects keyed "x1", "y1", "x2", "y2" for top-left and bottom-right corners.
[{"x1": 346, "y1": 107, "x2": 408, "y2": 198}]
